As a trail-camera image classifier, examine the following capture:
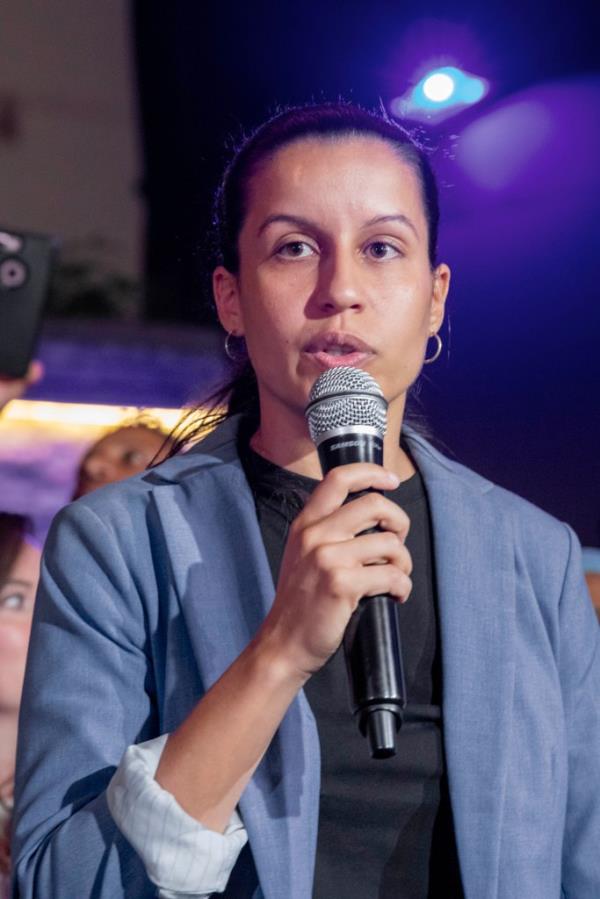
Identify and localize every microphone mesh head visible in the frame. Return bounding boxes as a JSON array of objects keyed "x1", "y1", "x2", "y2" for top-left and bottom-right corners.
[{"x1": 305, "y1": 366, "x2": 388, "y2": 444}]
